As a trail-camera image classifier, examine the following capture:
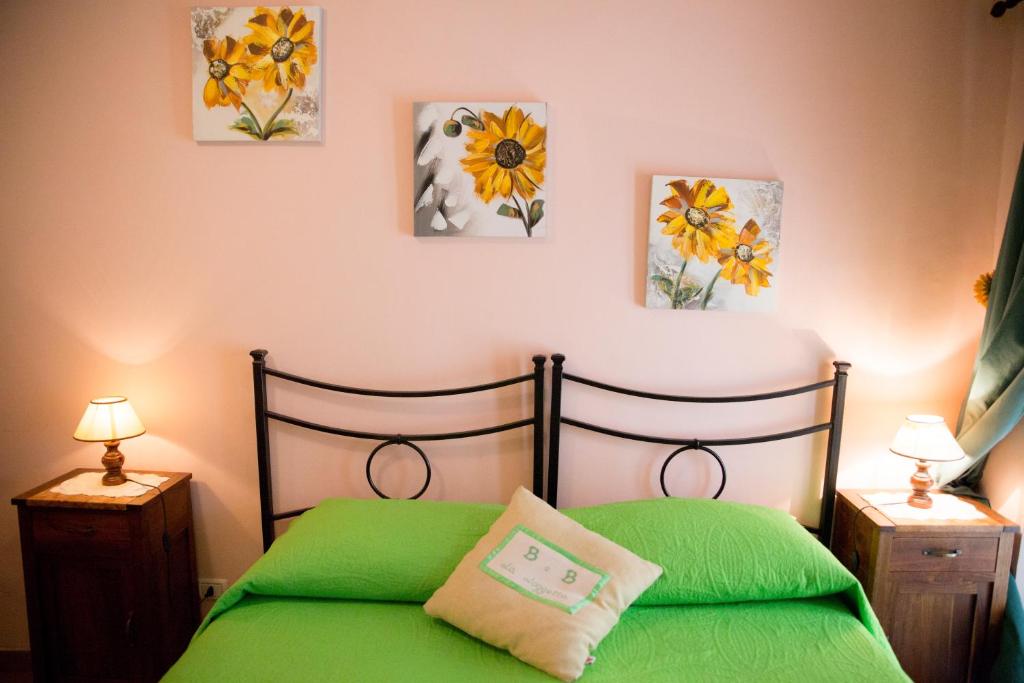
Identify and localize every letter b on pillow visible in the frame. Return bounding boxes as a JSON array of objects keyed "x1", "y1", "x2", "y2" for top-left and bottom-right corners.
[{"x1": 424, "y1": 487, "x2": 662, "y2": 681}]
